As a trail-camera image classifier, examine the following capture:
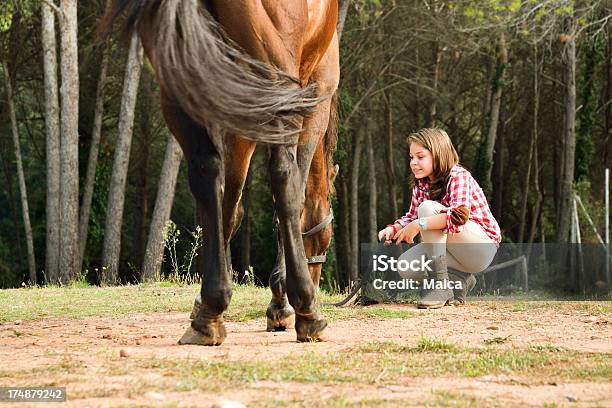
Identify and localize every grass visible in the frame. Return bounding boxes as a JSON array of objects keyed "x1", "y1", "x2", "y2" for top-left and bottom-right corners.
[
  {"x1": 1, "y1": 337, "x2": 600, "y2": 408},
  {"x1": 1, "y1": 283, "x2": 610, "y2": 326},
  {"x1": 0, "y1": 283, "x2": 412, "y2": 324},
  {"x1": 76, "y1": 338, "x2": 608, "y2": 389},
  {"x1": 7, "y1": 337, "x2": 608, "y2": 390}
]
